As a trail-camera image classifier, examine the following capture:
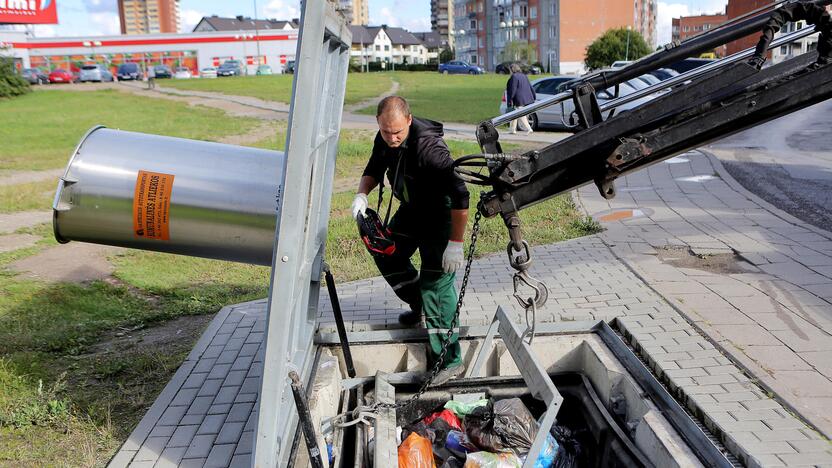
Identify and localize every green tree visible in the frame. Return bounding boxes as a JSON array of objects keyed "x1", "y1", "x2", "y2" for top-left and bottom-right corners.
[
  {"x1": 500, "y1": 40, "x2": 538, "y2": 63},
  {"x1": 439, "y1": 47, "x2": 454, "y2": 64},
  {"x1": 585, "y1": 27, "x2": 651, "y2": 70},
  {"x1": 0, "y1": 58, "x2": 30, "y2": 99}
]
